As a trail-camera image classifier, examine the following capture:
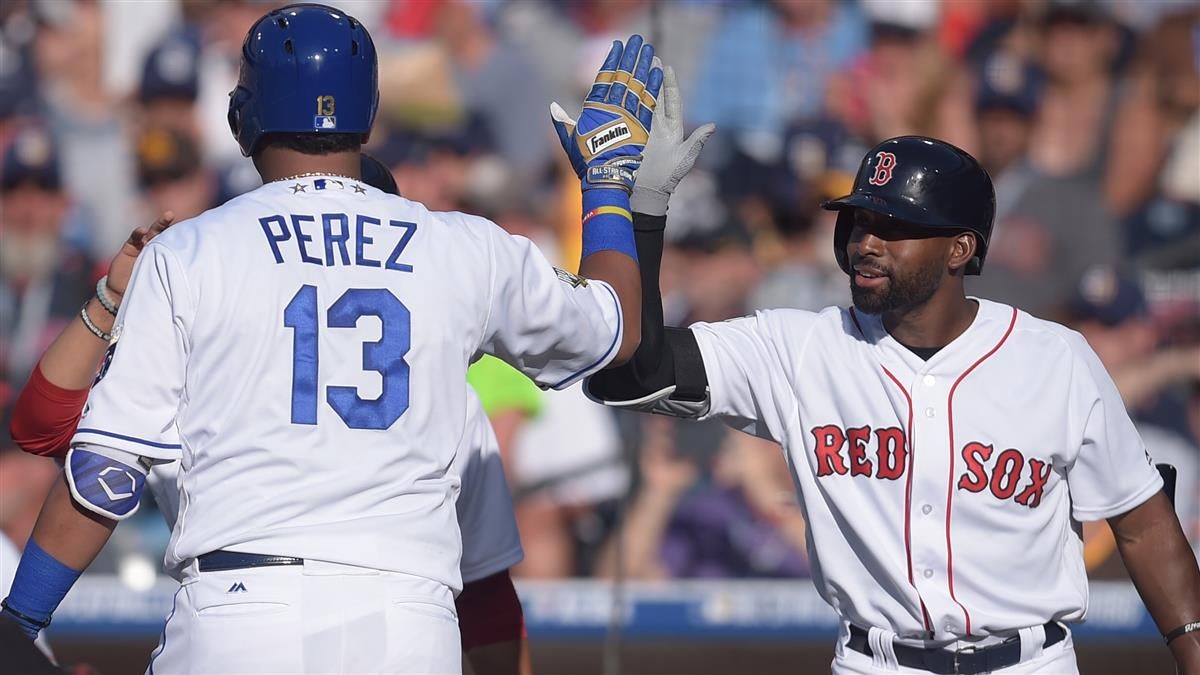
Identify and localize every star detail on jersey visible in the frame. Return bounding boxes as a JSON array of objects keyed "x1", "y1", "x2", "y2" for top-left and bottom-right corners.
[
  {"x1": 352, "y1": 183, "x2": 366, "y2": 194},
  {"x1": 291, "y1": 183, "x2": 307, "y2": 193}
]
